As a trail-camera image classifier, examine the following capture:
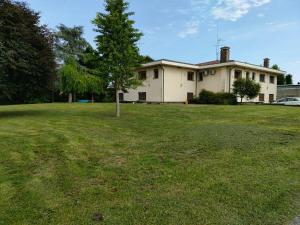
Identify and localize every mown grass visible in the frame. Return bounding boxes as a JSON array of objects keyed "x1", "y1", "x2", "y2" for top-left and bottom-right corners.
[{"x1": 0, "y1": 103, "x2": 299, "y2": 225}]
